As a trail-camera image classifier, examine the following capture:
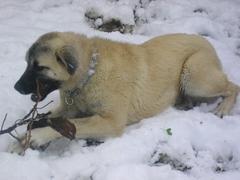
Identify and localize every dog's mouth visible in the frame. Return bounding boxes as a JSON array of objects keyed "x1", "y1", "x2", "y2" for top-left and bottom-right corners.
[
  {"x1": 15, "y1": 65, "x2": 62, "y2": 102},
  {"x1": 31, "y1": 93, "x2": 45, "y2": 102},
  {"x1": 30, "y1": 79, "x2": 62, "y2": 102}
]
